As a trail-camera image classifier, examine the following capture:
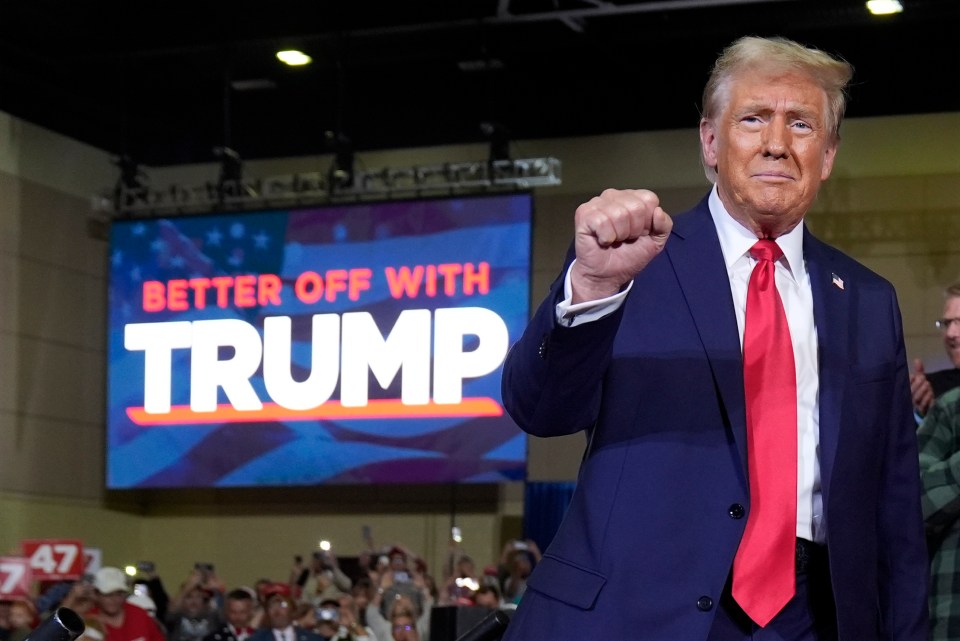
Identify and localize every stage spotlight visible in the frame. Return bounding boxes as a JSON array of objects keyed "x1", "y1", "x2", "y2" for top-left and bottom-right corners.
[
  {"x1": 213, "y1": 146, "x2": 254, "y2": 203},
  {"x1": 480, "y1": 121, "x2": 511, "y2": 163},
  {"x1": 111, "y1": 154, "x2": 148, "y2": 214},
  {"x1": 325, "y1": 130, "x2": 355, "y2": 191}
]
